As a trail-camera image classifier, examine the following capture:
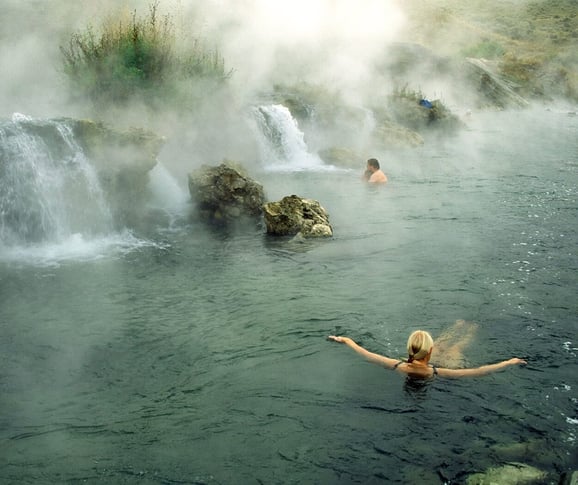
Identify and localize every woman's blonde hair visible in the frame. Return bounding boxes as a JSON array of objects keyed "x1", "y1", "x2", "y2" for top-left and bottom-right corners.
[{"x1": 407, "y1": 330, "x2": 434, "y2": 363}]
